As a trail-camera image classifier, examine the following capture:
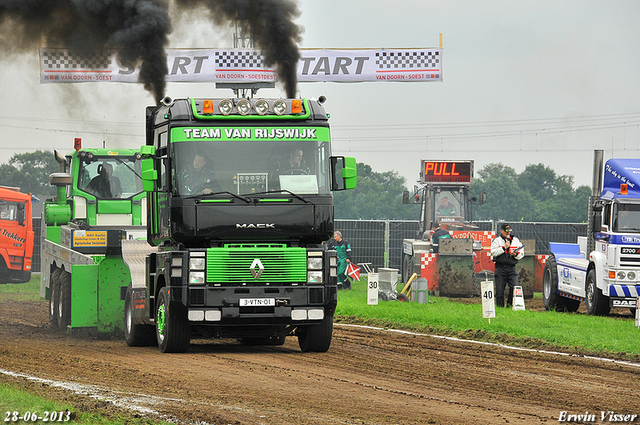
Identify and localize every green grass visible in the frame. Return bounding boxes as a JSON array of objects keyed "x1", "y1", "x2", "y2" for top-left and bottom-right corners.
[
  {"x1": 0, "y1": 275, "x2": 41, "y2": 301},
  {"x1": 336, "y1": 277, "x2": 640, "y2": 359},
  {"x1": 0, "y1": 382, "x2": 170, "y2": 424}
]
